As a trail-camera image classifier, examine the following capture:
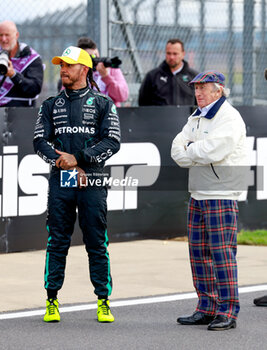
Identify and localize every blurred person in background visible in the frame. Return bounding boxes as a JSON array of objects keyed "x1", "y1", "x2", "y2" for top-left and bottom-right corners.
[
  {"x1": 138, "y1": 38, "x2": 198, "y2": 106},
  {"x1": 171, "y1": 71, "x2": 247, "y2": 331},
  {"x1": 77, "y1": 37, "x2": 128, "y2": 107},
  {"x1": 0, "y1": 20, "x2": 43, "y2": 107}
]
